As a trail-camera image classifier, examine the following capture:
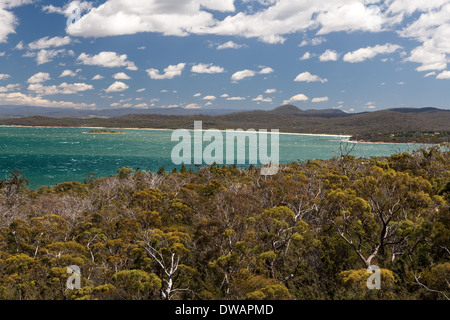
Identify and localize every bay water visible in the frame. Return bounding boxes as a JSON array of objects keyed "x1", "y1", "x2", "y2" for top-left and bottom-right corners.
[{"x1": 0, "y1": 127, "x2": 426, "y2": 189}]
